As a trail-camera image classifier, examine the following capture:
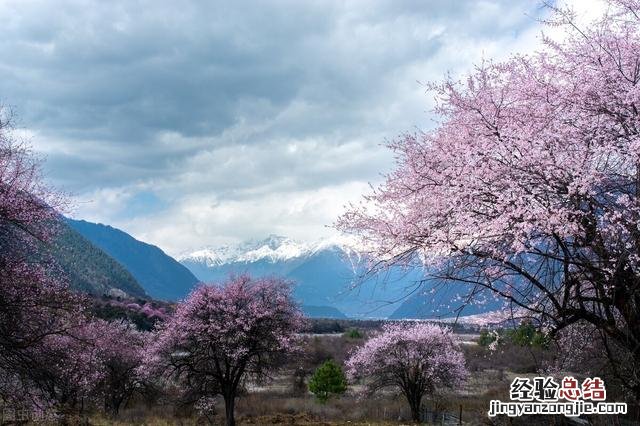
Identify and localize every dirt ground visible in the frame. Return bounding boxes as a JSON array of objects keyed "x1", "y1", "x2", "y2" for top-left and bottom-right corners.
[
  {"x1": 90, "y1": 415, "x2": 420, "y2": 426},
  {"x1": 240, "y1": 414, "x2": 405, "y2": 425}
]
